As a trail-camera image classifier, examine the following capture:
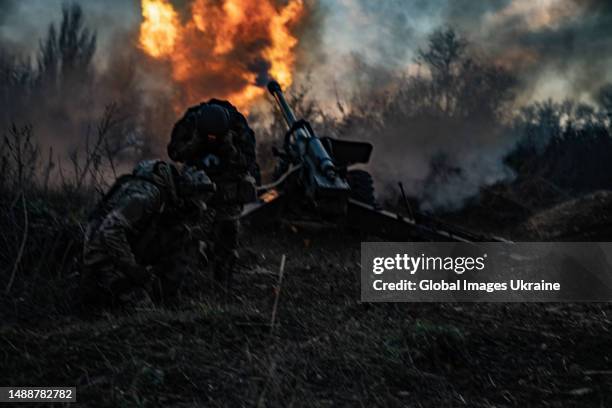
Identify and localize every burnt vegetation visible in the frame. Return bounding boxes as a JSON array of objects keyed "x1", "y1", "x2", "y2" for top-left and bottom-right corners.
[{"x1": 1, "y1": 6, "x2": 612, "y2": 407}]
